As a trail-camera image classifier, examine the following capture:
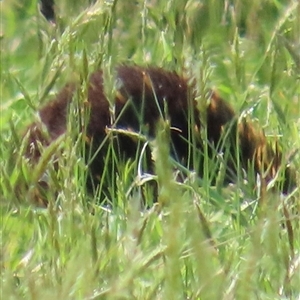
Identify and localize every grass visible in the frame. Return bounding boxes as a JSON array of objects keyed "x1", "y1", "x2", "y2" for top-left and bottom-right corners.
[{"x1": 1, "y1": 0, "x2": 300, "y2": 299}]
